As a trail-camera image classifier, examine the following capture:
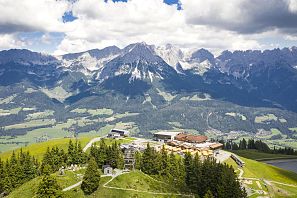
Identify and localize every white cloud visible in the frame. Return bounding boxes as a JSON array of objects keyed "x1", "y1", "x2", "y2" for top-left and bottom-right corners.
[
  {"x1": 181, "y1": 0, "x2": 297, "y2": 34},
  {"x1": 0, "y1": 34, "x2": 25, "y2": 50},
  {"x1": 55, "y1": 0, "x2": 262, "y2": 55},
  {"x1": 0, "y1": 0, "x2": 70, "y2": 33},
  {"x1": 0, "y1": 0, "x2": 296, "y2": 54},
  {"x1": 288, "y1": 0, "x2": 297, "y2": 13}
]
